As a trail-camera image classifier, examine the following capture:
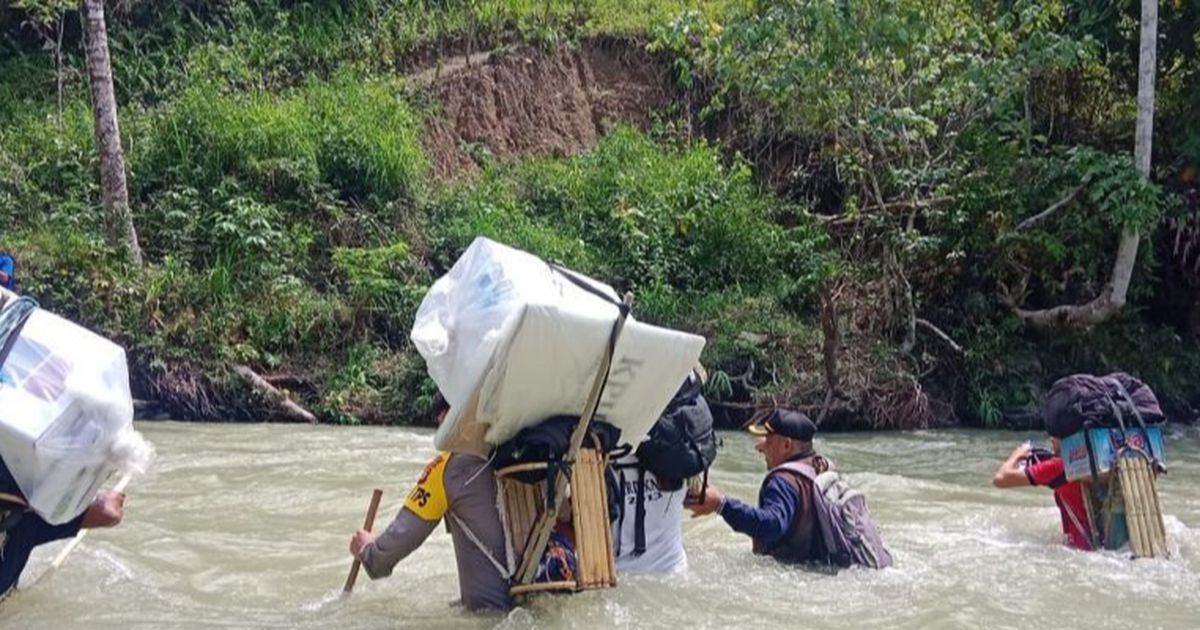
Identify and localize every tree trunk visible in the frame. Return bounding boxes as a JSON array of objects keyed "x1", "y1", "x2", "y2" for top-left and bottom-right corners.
[
  {"x1": 1013, "y1": 0, "x2": 1156, "y2": 329},
  {"x1": 81, "y1": 0, "x2": 142, "y2": 265}
]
